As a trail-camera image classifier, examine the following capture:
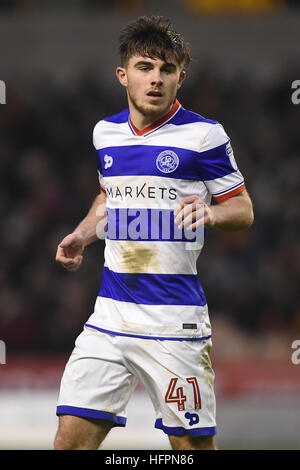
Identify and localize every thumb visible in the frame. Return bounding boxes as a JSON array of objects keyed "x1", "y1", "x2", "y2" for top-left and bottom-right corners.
[{"x1": 59, "y1": 233, "x2": 76, "y2": 248}]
